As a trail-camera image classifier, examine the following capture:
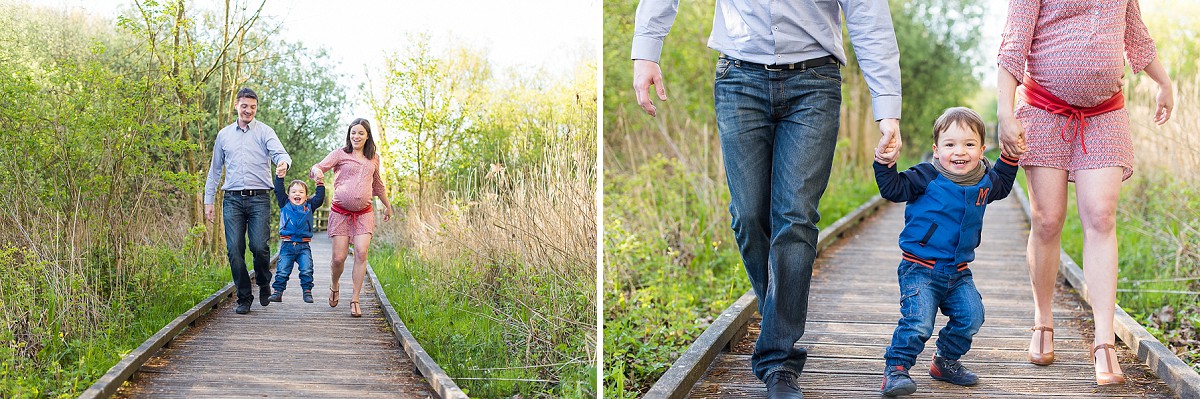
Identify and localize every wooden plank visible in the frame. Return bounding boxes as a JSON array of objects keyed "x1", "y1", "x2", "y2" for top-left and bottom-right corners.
[
  {"x1": 366, "y1": 263, "x2": 468, "y2": 399},
  {"x1": 645, "y1": 195, "x2": 888, "y2": 399},
  {"x1": 684, "y1": 195, "x2": 1181, "y2": 398},
  {"x1": 110, "y1": 235, "x2": 437, "y2": 399},
  {"x1": 1011, "y1": 182, "x2": 1200, "y2": 399}
]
